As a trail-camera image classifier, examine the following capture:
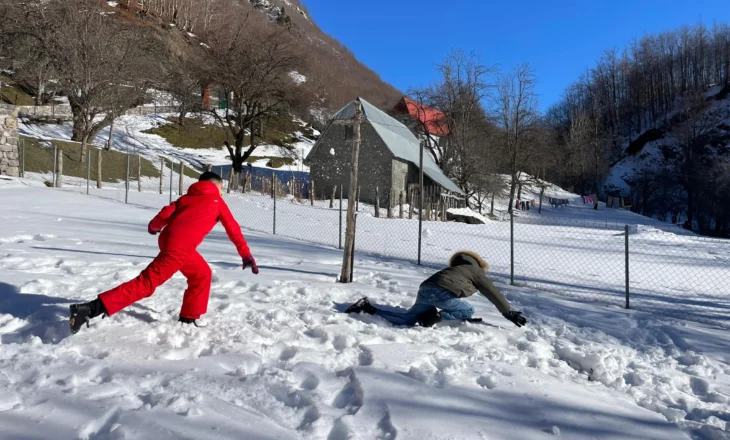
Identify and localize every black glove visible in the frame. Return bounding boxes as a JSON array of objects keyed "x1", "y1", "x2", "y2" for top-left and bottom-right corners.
[{"x1": 502, "y1": 311, "x2": 527, "y2": 327}]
